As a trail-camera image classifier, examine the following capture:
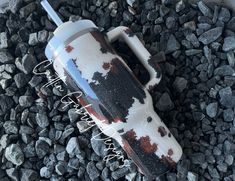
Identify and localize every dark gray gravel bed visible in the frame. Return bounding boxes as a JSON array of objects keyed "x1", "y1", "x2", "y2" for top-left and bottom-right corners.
[{"x1": 1, "y1": 0, "x2": 235, "y2": 180}]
